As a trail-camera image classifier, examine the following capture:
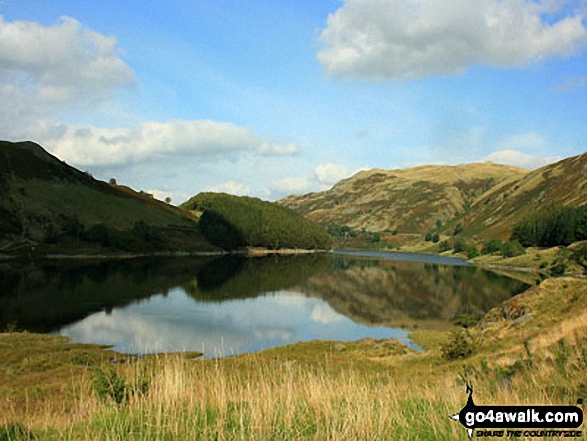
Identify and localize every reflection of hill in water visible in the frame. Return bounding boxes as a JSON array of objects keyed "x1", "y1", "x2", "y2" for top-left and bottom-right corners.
[
  {"x1": 0, "y1": 258, "x2": 211, "y2": 332},
  {"x1": 185, "y1": 254, "x2": 529, "y2": 327},
  {"x1": 305, "y1": 257, "x2": 530, "y2": 326},
  {"x1": 0, "y1": 253, "x2": 530, "y2": 334},
  {"x1": 184, "y1": 254, "x2": 328, "y2": 301}
]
